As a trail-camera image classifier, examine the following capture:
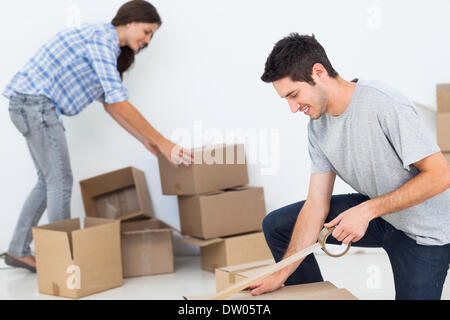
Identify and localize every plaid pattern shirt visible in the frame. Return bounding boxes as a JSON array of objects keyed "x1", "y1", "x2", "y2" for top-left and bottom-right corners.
[{"x1": 3, "y1": 23, "x2": 129, "y2": 118}]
